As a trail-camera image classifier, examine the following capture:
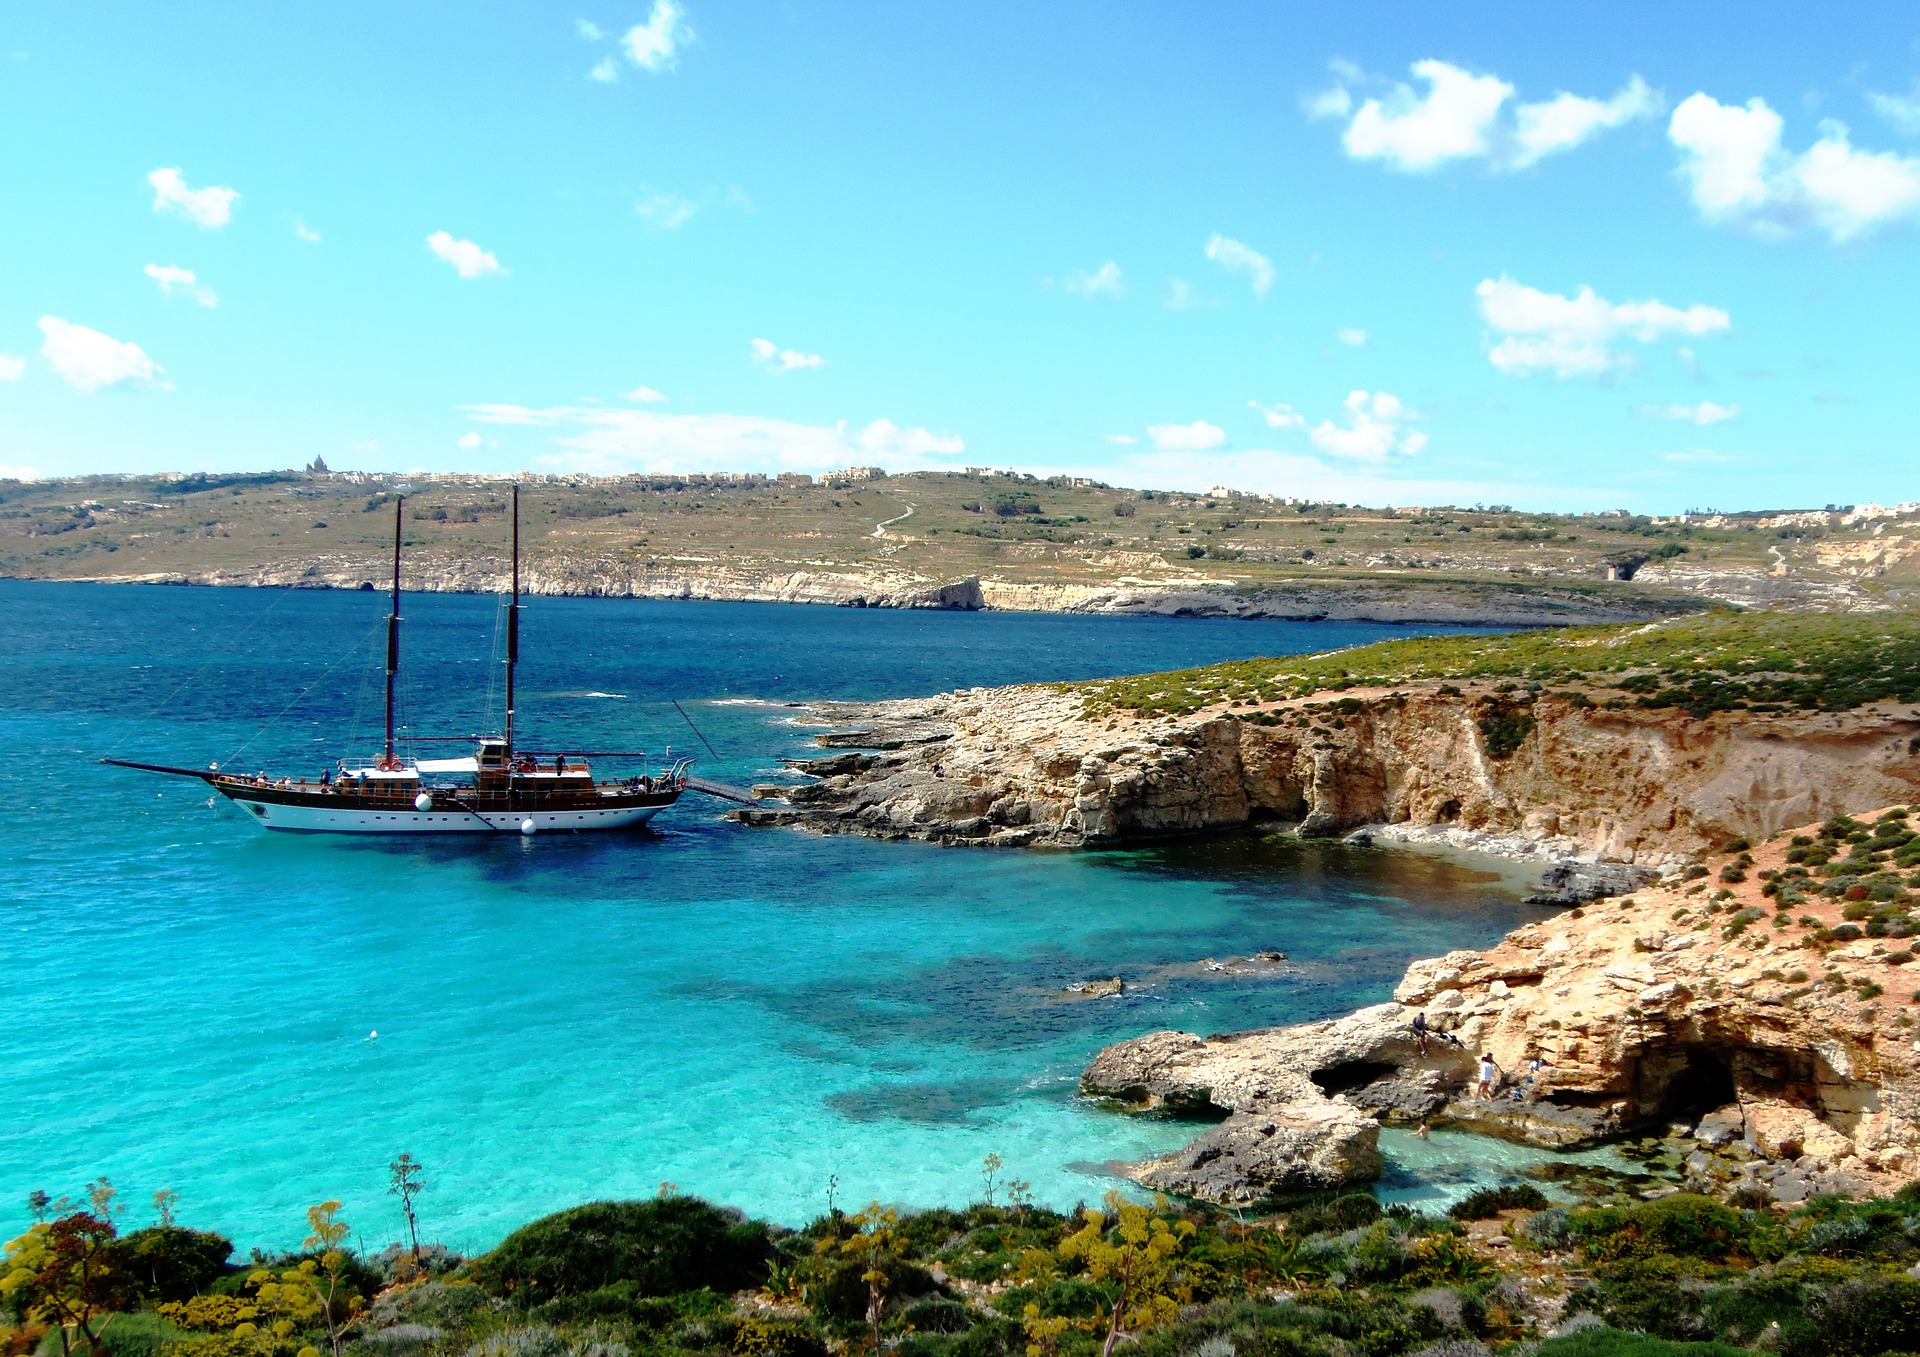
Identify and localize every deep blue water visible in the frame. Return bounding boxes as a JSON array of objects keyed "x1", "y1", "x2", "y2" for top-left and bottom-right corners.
[{"x1": 0, "y1": 582, "x2": 1545, "y2": 1252}]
